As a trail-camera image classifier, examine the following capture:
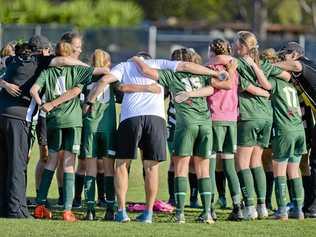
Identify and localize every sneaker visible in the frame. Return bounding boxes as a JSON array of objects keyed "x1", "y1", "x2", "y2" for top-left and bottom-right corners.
[
  {"x1": 242, "y1": 206, "x2": 258, "y2": 220},
  {"x1": 227, "y1": 206, "x2": 243, "y2": 221},
  {"x1": 84, "y1": 209, "x2": 96, "y2": 221},
  {"x1": 136, "y1": 210, "x2": 153, "y2": 223},
  {"x1": 288, "y1": 208, "x2": 304, "y2": 220},
  {"x1": 175, "y1": 211, "x2": 185, "y2": 224},
  {"x1": 211, "y1": 208, "x2": 217, "y2": 221},
  {"x1": 216, "y1": 196, "x2": 227, "y2": 209},
  {"x1": 104, "y1": 207, "x2": 115, "y2": 221},
  {"x1": 72, "y1": 199, "x2": 82, "y2": 208},
  {"x1": 274, "y1": 208, "x2": 288, "y2": 221},
  {"x1": 190, "y1": 199, "x2": 199, "y2": 208},
  {"x1": 33, "y1": 205, "x2": 52, "y2": 219},
  {"x1": 97, "y1": 198, "x2": 107, "y2": 208},
  {"x1": 62, "y1": 210, "x2": 78, "y2": 222},
  {"x1": 257, "y1": 204, "x2": 269, "y2": 219},
  {"x1": 305, "y1": 207, "x2": 316, "y2": 218},
  {"x1": 115, "y1": 210, "x2": 130, "y2": 223},
  {"x1": 198, "y1": 212, "x2": 215, "y2": 224}
]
